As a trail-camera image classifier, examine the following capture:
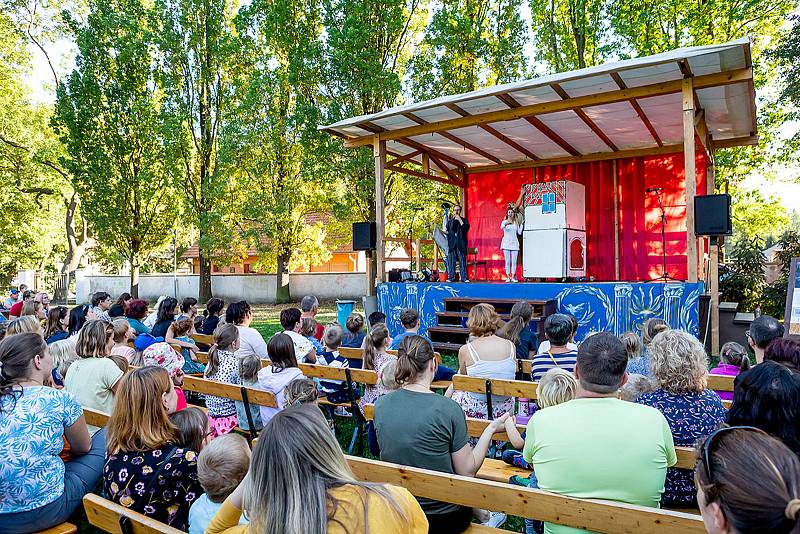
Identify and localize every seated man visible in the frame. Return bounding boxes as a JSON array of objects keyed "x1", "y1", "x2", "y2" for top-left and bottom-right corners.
[
  {"x1": 389, "y1": 308, "x2": 455, "y2": 381},
  {"x1": 523, "y1": 333, "x2": 676, "y2": 534},
  {"x1": 747, "y1": 315, "x2": 784, "y2": 363},
  {"x1": 530, "y1": 314, "x2": 578, "y2": 381}
]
